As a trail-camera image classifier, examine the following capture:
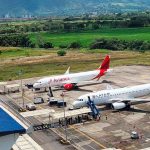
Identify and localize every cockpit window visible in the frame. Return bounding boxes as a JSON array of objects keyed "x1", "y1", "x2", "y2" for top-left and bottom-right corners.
[
  {"x1": 36, "y1": 81, "x2": 42, "y2": 83},
  {"x1": 77, "y1": 99, "x2": 83, "y2": 101}
]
